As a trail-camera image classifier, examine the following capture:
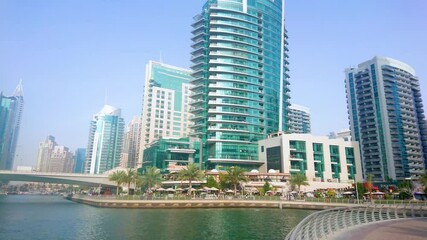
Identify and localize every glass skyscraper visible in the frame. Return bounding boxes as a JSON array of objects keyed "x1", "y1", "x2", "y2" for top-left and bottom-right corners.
[
  {"x1": 74, "y1": 148, "x2": 86, "y2": 173},
  {"x1": 0, "y1": 82, "x2": 24, "y2": 170},
  {"x1": 190, "y1": 0, "x2": 290, "y2": 170},
  {"x1": 345, "y1": 56, "x2": 427, "y2": 181},
  {"x1": 85, "y1": 105, "x2": 124, "y2": 174},
  {"x1": 138, "y1": 61, "x2": 193, "y2": 167}
]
